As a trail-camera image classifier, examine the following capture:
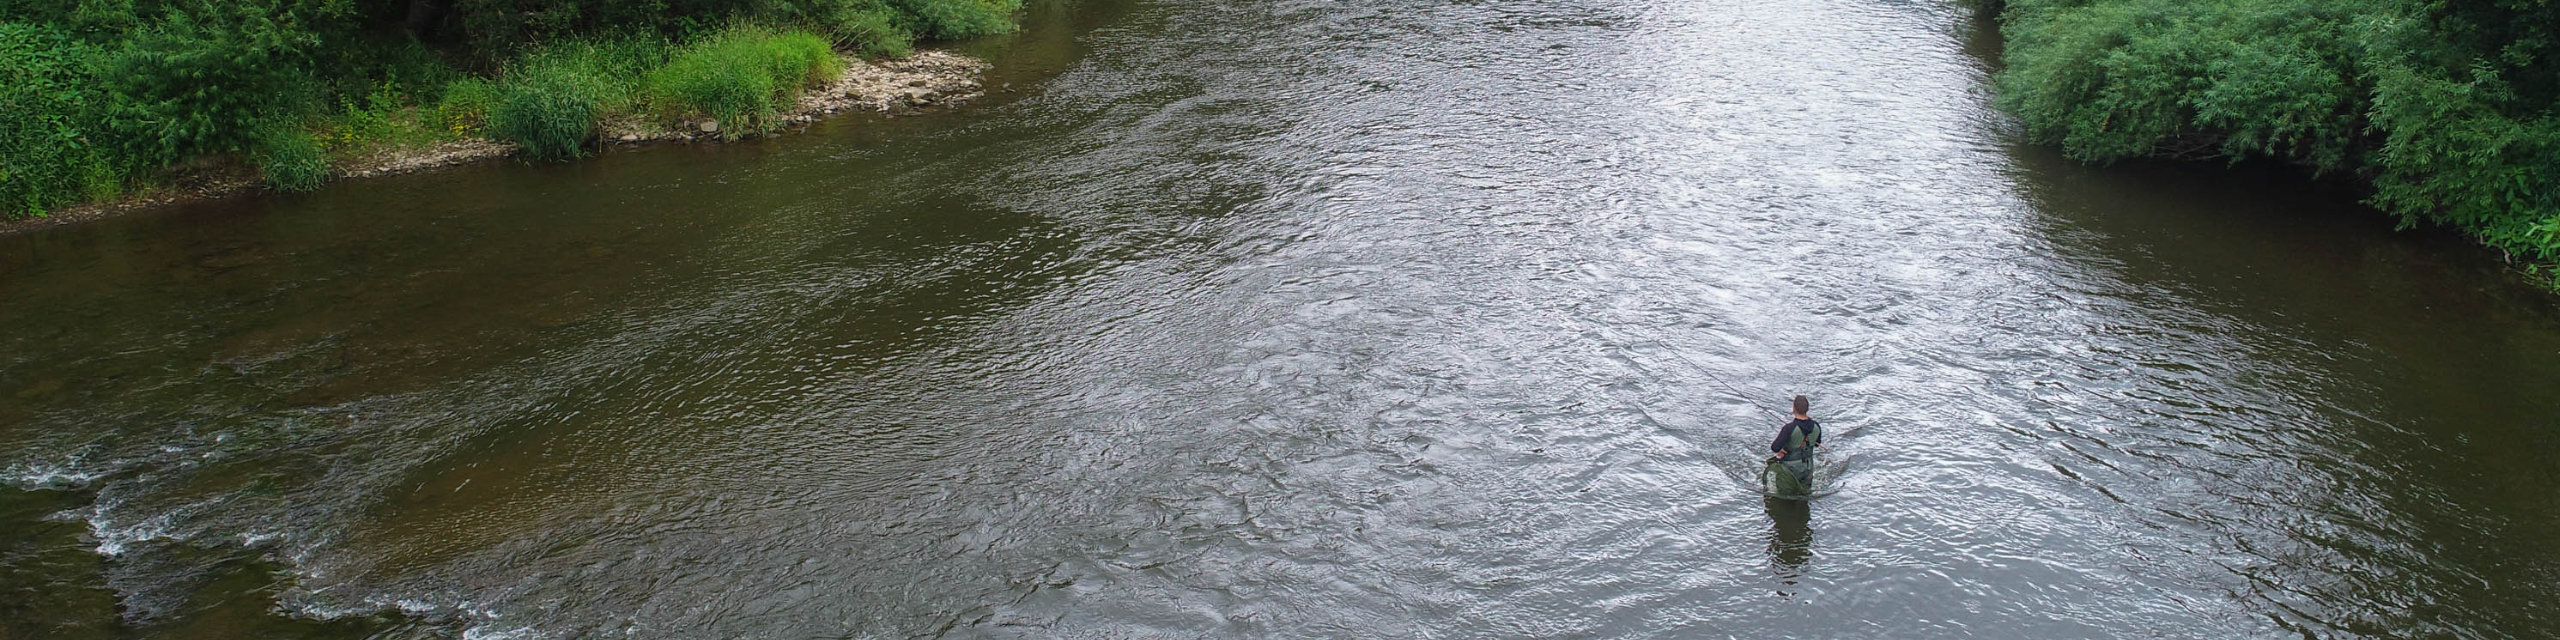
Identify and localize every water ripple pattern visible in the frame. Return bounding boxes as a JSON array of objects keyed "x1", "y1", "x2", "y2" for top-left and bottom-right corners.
[{"x1": 3, "y1": 0, "x2": 2558, "y2": 638}]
